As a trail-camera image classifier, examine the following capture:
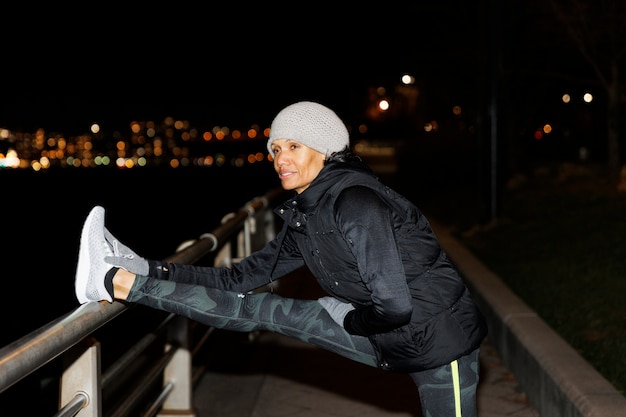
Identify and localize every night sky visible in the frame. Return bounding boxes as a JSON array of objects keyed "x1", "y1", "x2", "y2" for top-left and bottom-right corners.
[
  {"x1": 0, "y1": 1, "x2": 496, "y2": 134},
  {"x1": 0, "y1": 1, "x2": 595, "y2": 137},
  {"x1": 1, "y1": 44, "x2": 430, "y2": 134}
]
